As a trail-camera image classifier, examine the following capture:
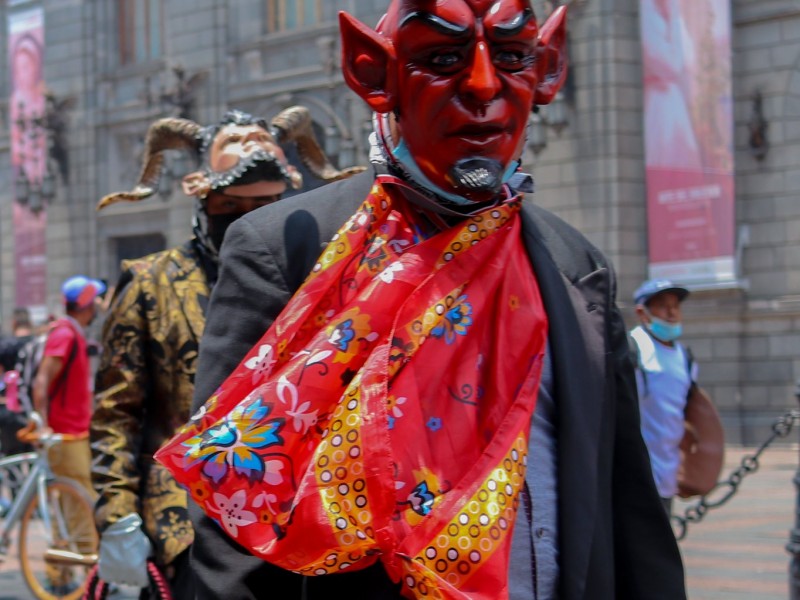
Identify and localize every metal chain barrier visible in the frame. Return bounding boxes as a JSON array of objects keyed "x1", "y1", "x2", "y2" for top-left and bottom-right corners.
[{"x1": 672, "y1": 408, "x2": 800, "y2": 541}]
